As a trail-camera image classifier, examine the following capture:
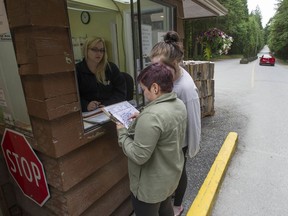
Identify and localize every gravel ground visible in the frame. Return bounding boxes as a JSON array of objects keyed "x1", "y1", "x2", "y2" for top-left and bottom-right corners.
[{"x1": 181, "y1": 102, "x2": 248, "y2": 215}]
